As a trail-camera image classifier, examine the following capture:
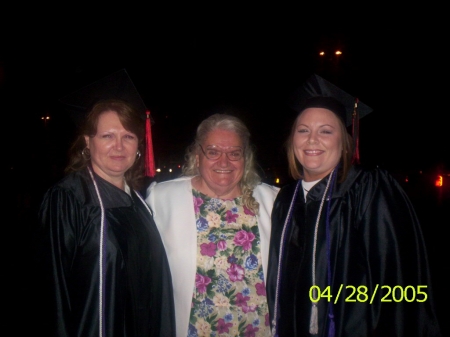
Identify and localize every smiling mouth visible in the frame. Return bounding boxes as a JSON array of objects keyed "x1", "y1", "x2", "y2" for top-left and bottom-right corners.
[
  {"x1": 214, "y1": 169, "x2": 232, "y2": 173},
  {"x1": 304, "y1": 150, "x2": 323, "y2": 155}
]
